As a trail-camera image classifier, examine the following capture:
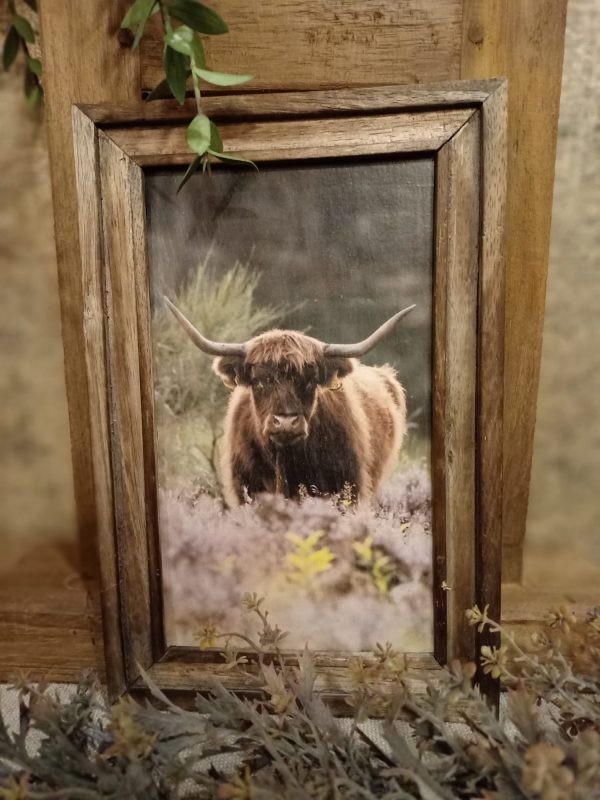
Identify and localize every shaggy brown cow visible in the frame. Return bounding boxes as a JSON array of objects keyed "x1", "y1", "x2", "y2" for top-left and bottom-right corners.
[{"x1": 165, "y1": 298, "x2": 414, "y2": 506}]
